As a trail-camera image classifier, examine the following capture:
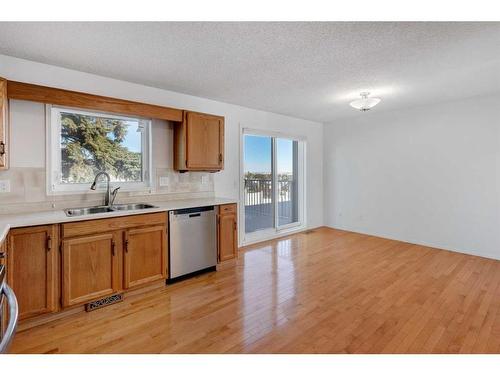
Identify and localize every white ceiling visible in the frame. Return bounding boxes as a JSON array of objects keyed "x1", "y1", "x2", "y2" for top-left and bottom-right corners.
[{"x1": 0, "y1": 22, "x2": 499, "y2": 123}]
